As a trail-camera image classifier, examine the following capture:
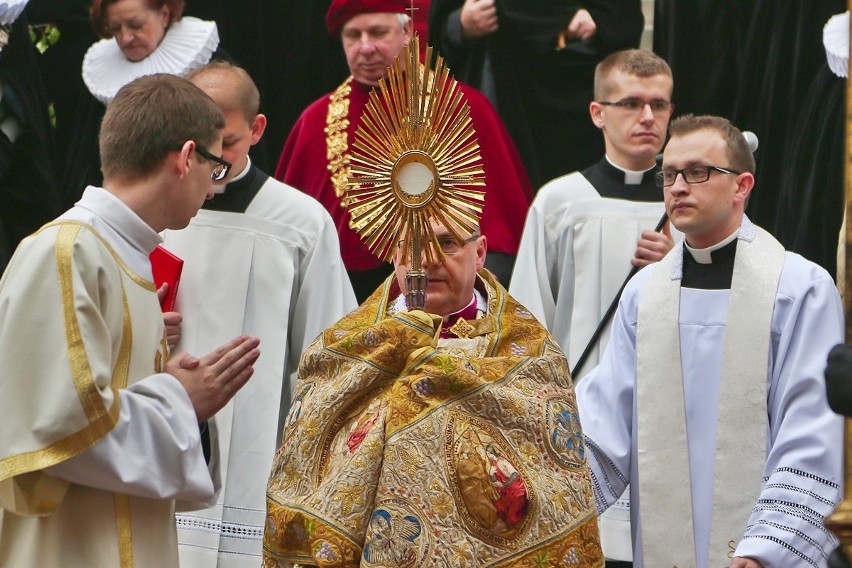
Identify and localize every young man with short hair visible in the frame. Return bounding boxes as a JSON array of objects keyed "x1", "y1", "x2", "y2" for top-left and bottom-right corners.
[
  {"x1": 0, "y1": 73, "x2": 260, "y2": 567},
  {"x1": 165, "y1": 60, "x2": 357, "y2": 567}
]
